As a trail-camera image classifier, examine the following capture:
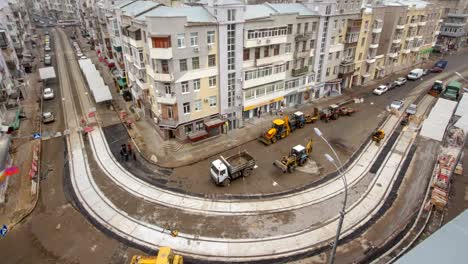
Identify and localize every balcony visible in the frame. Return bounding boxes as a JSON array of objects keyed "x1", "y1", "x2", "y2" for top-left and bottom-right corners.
[
  {"x1": 135, "y1": 78, "x2": 149, "y2": 90},
  {"x1": 244, "y1": 71, "x2": 286, "y2": 89},
  {"x1": 418, "y1": 21, "x2": 427, "y2": 26},
  {"x1": 392, "y1": 38, "x2": 401, "y2": 44},
  {"x1": 256, "y1": 53, "x2": 293, "y2": 67},
  {"x1": 150, "y1": 48, "x2": 173, "y2": 60},
  {"x1": 128, "y1": 37, "x2": 144, "y2": 48},
  {"x1": 396, "y1": 24, "x2": 405, "y2": 30},
  {"x1": 372, "y1": 27, "x2": 382, "y2": 34},
  {"x1": 338, "y1": 62, "x2": 355, "y2": 75},
  {"x1": 369, "y1": 43, "x2": 379, "y2": 49},
  {"x1": 388, "y1": 52, "x2": 398, "y2": 58},
  {"x1": 291, "y1": 66, "x2": 309, "y2": 77},
  {"x1": 411, "y1": 47, "x2": 420, "y2": 52},
  {"x1": 153, "y1": 72, "x2": 174, "y2": 82},
  {"x1": 402, "y1": 48, "x2": 411, "y2": 54},
  {"x1": 366, "y1": 57, "x2": 376, "y2": 64},
  {"x1": 435, "y1": 30, "x2": 440, "y2": 35},
  {"x1": 406, "y1": 36, "x2": 414, "y2": 41},
  {"x1": 375, "y1": 54, "x2": 384, "y2": 59},
  {"x1": 329, "y1": 43, "x2": 344, "y2": 53},
  {"x1": 158, "y1": 118, "x2": 179, "y2": 127},
  {"x1": 409, "y1": 23, "x2": 418, "y2": 28},
  {"x1": 295, "y1": 32, "x2": 312, "y2": 41},
  {"x1": 439, "y1": 30, "x2": 465, "y2": 37},
  {"x1": 245, "y1": 35, "x2": 288, "y2": 48},
  {"x1": 444, "y1": 22, "x2": 466, "y2": 27},
  {"x1": 156, "y1": 93, "x2": 177, "y2": 105},
  {"x1": 294, "y1": 49, "x2": 312, "y2": 58}
]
